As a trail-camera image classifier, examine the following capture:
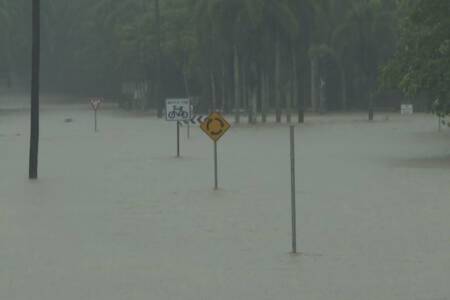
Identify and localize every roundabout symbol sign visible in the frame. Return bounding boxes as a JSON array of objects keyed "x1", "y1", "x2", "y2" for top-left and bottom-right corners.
[{"x1": 200, "y1": 112, "x2": 231, "y2": 142}]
